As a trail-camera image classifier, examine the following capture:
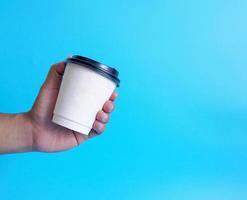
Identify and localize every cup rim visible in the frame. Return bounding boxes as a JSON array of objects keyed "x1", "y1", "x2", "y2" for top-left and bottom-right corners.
[{"x1": 66, "y1": 55, "x2": 120, "y2": 87}]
